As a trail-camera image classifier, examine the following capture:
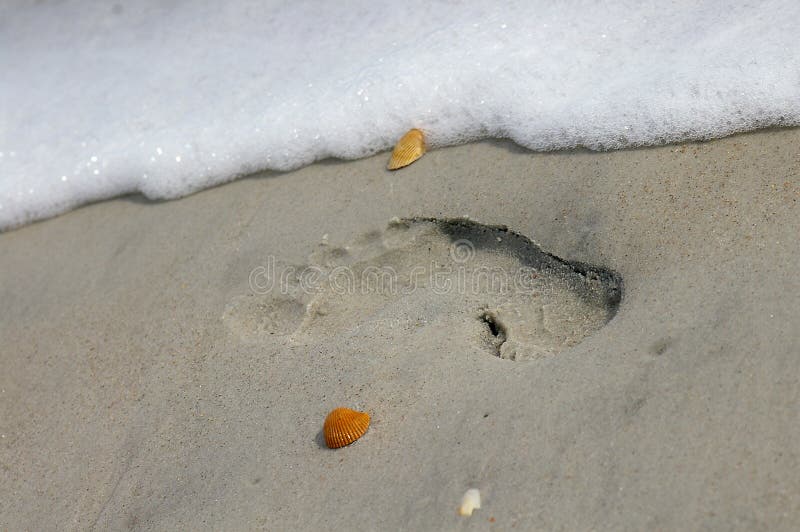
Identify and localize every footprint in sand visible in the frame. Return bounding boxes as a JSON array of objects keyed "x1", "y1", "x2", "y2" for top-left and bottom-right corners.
[{"x1": 223, "y1": 218, "x2": 622, "y2": 360}]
